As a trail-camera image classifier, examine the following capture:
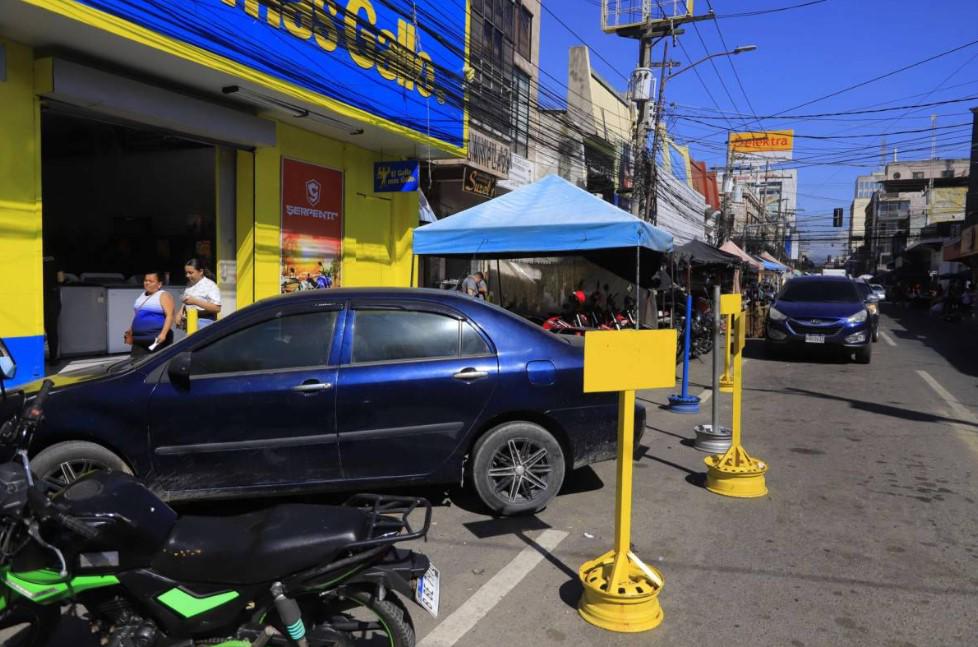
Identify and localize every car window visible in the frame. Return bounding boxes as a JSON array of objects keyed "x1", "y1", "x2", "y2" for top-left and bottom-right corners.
[
  {"x1": 779, "y1": 281, "x2": 860, "y2": 303},
  {"x1": 462, "y1": 320, "x2": 491, "y2": 355},
  {"x1": 352, "y1": 310, "x2": 469, "y2": 363},
  {"x1": 191, "y1": 311, "x2": 338, "y2": 376},
  {"x1": 856, "y1": 283, "x2": 872, "y2": 298}
]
